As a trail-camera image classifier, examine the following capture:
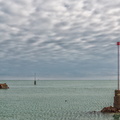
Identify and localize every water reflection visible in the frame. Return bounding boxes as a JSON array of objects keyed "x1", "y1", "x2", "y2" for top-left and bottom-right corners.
[{"x1": 113, "y1": 114, "x2": 120, "y2": 120}]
